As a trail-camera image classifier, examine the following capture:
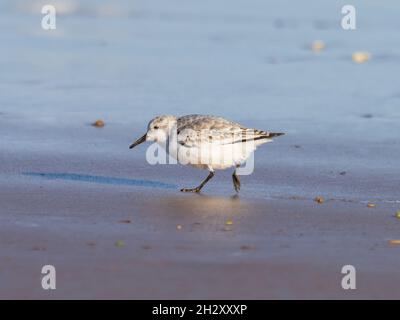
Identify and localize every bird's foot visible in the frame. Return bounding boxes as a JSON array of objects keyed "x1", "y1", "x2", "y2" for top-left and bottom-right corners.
[
  {"x1": 232, "y1": 174, "x2": 241, "y2": 193},
  {"x1": 180, "y1": 187, "x2": 201, "y2": 193}
]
